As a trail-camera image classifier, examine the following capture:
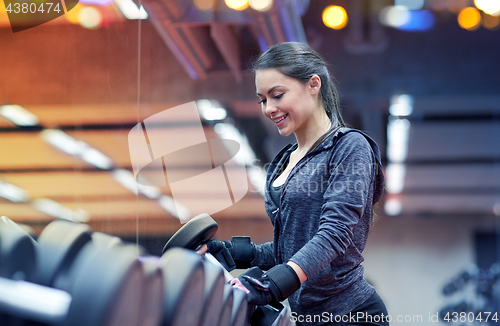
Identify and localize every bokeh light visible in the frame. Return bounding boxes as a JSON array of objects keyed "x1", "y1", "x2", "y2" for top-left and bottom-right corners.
[
  {"x1": 482, "y1": 13, "x2": 500, "y2": 29},
  {"x1": 66, "y1": 3, "x2": 84, "y2": 24},
  {"x1": 249, "y1": 0, "x2": 273, "y2": 12},
  {"x1": 225, "y1": 0, "x2": 249, "y2": 11},
  {"x1": 322, "y1": 5, "x2": 348, "y2": 30},
  {"x1": 474, "y1": 0, "x2": 500, "y2": 16},
  {"x1": 385, "y1": 197, "x2": 403, "y2": 216},
  {"x1": 399, "y1": 10, "x2": 435, "y2": 31},
  {"x1": 379, "y1": 6, "x2": 411, "y2": 28},
  {"x1": 78, "y1": 6, "x2": 103, "y2": 29},
  {"x1": 395, "y1": 0, "x2": 424, "y2": 10},
  {"x1": 194, "y1": 0, "x2": 215, "y2": 11},
  {"x1": 458, "y1": 7, "x2": 481, "y2": 30}
]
